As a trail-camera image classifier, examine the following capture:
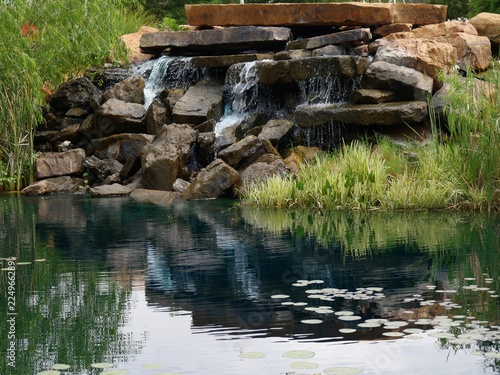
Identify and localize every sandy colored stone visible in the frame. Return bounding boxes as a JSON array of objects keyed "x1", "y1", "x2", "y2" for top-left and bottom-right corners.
[
  {"x1": 470, "y1": 12, "x2": 500, "y2": 46},
  {"x1": 121, "y1": 26, "x2": 158, "y2": 63}
]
